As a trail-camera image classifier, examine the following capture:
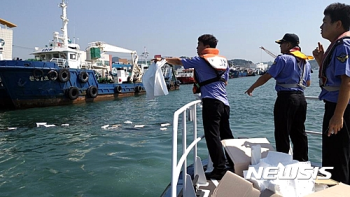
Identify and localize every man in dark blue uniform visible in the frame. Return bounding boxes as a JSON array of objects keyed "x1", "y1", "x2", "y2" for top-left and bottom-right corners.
[
  {"x1": 245, "y1": 33, "x2": 312, "y2": 162},
  {"x1": 313, "y1": 3, "x2": 350, "y2": 184}
]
